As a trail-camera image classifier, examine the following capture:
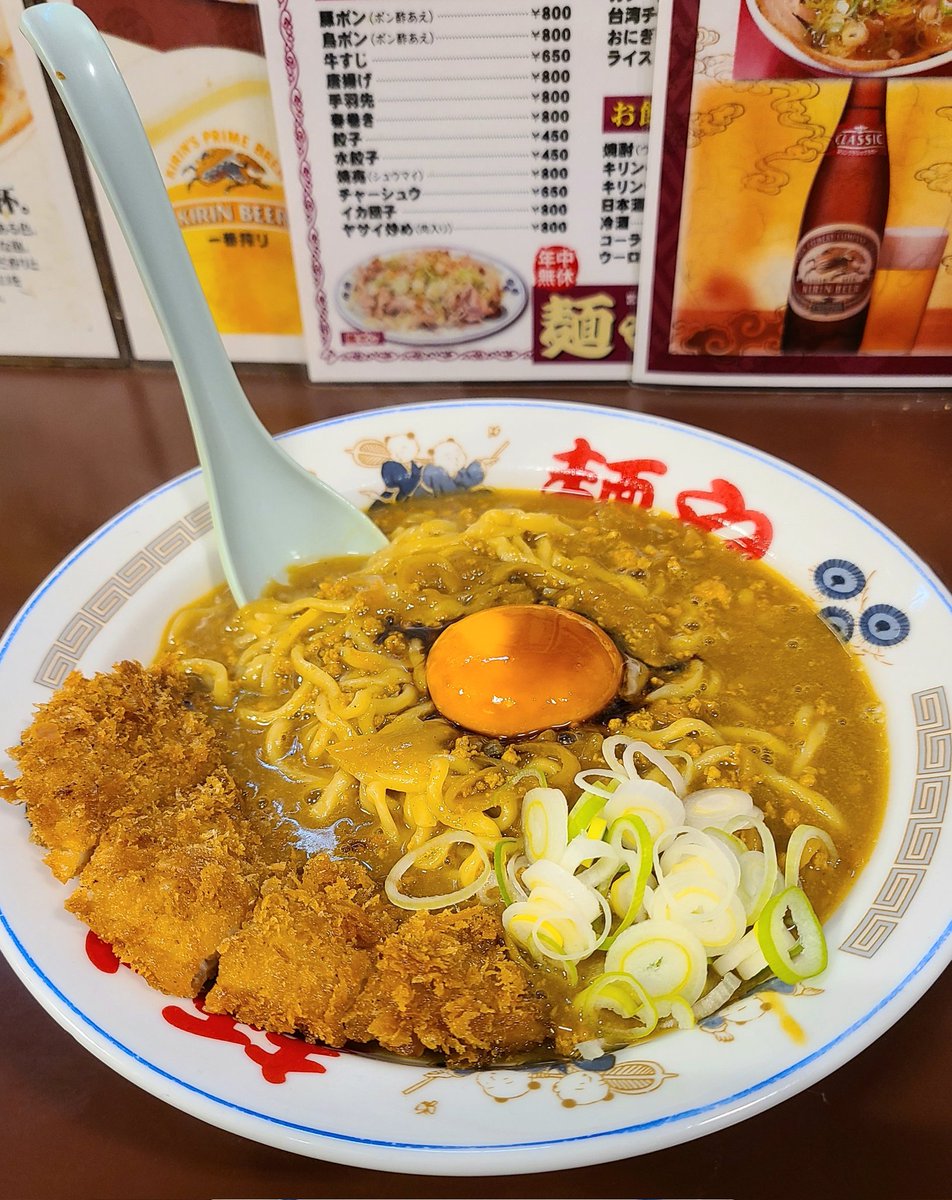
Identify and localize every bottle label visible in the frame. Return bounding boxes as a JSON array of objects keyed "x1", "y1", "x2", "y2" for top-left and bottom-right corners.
[
  {"x1": 788, "y1": 223, "x2": 881, "y2": 322},
  {"x1": 833, "y1": 125, "x2": 886, "y2": 157}
]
